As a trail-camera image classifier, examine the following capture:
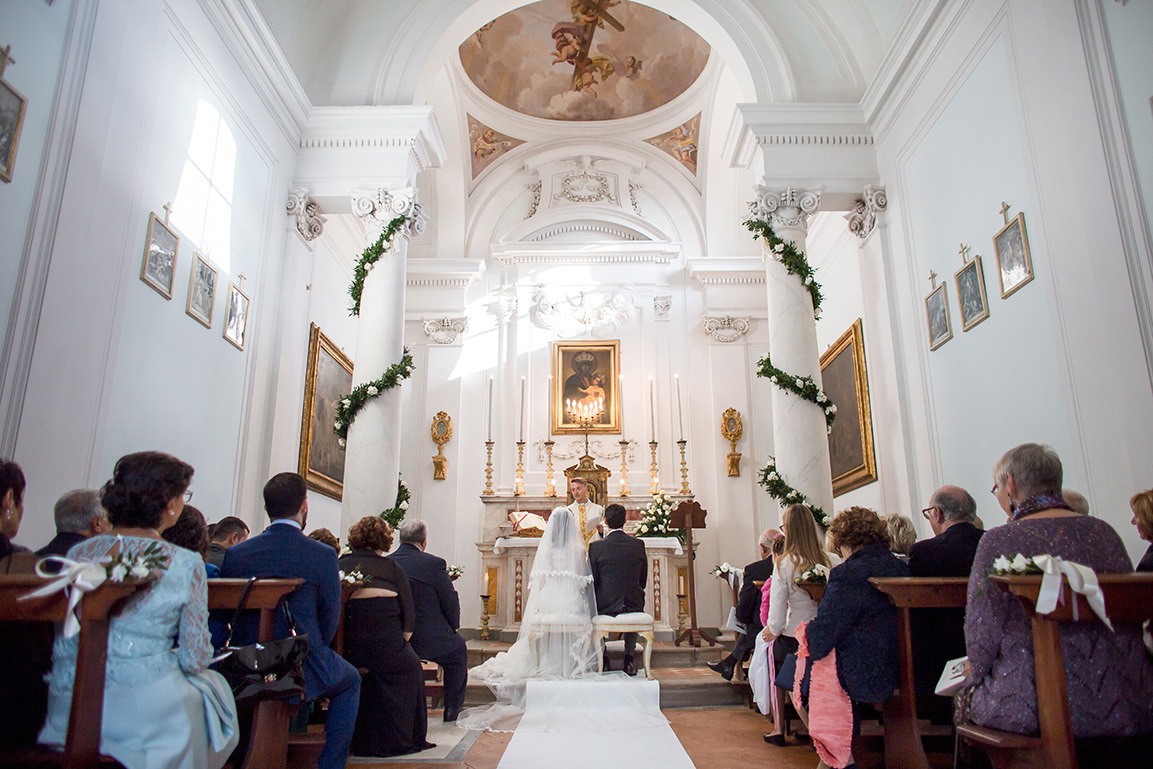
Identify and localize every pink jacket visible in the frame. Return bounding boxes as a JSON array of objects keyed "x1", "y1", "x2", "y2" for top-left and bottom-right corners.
[{"x1": 759, "y1": 576, "x2": 772, "y2": 626}]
